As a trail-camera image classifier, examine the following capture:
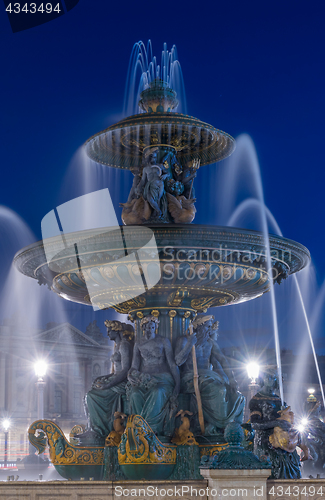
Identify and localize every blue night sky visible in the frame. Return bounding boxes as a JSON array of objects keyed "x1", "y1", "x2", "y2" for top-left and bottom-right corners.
[{"x1": 0, "y1": 0, "x2": 324, "y2": 357}]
